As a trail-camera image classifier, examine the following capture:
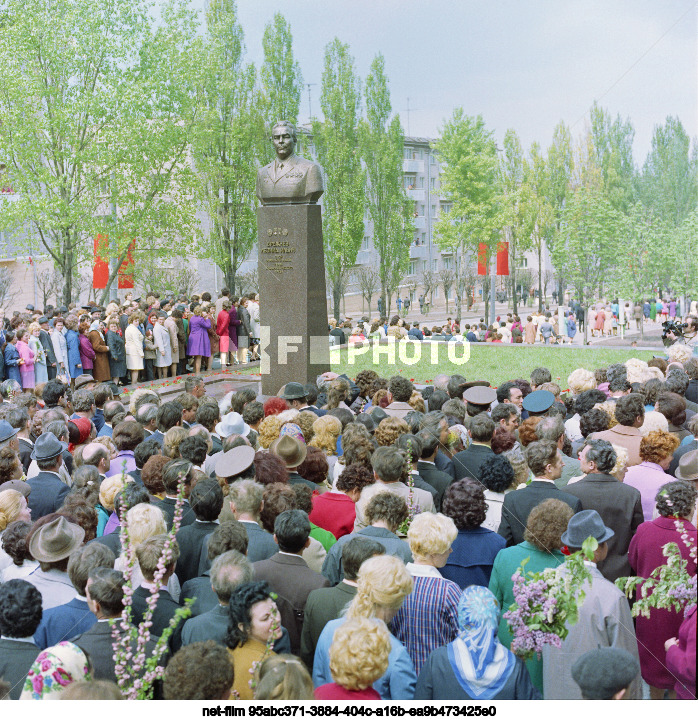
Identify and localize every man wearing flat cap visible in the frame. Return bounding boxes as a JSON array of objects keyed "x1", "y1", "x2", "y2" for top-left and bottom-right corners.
[
  {"x1": 279, "y1": 382, "x2": 308, "y2": 412},
  {"x1": 542, "y1": 510, "x2": 641, "y2": 699},
  {"x1": 26, "y1": 432, "x2": 71, "y2": 521},
  {"x1": 572, "y1": 648, "x2": 640, "y2": 700}
]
